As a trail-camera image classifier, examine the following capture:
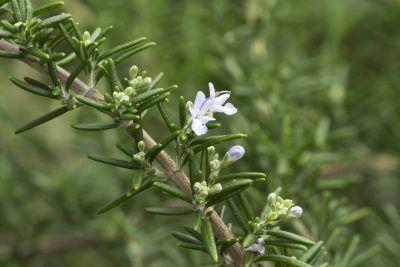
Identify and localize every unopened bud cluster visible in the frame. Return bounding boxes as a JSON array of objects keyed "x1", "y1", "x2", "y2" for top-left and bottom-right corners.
[
  {"x1": 193, "y1": 181, "x2": 222, "y2": 204},
  {"x1": 248, "y1": 192, "x2": 303, "y2": 234},
  {"x1": 263, "y1": 192, "x2": 302, "y2": 224},
  {"x1": 109, "y1": 66, "x2": 152, "y2": 111},
  {"x1": 133, "y1": 141, "x2": 146, "y2": 161}
]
